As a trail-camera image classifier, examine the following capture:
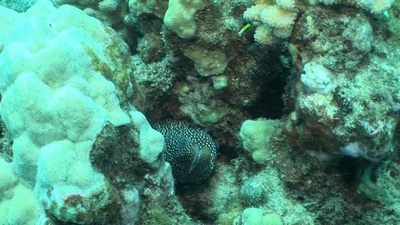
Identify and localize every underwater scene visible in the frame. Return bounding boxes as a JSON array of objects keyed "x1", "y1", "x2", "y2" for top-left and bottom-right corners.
[{"x1": 0, "y1": 0, "x2": 399, "y2": 224}]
